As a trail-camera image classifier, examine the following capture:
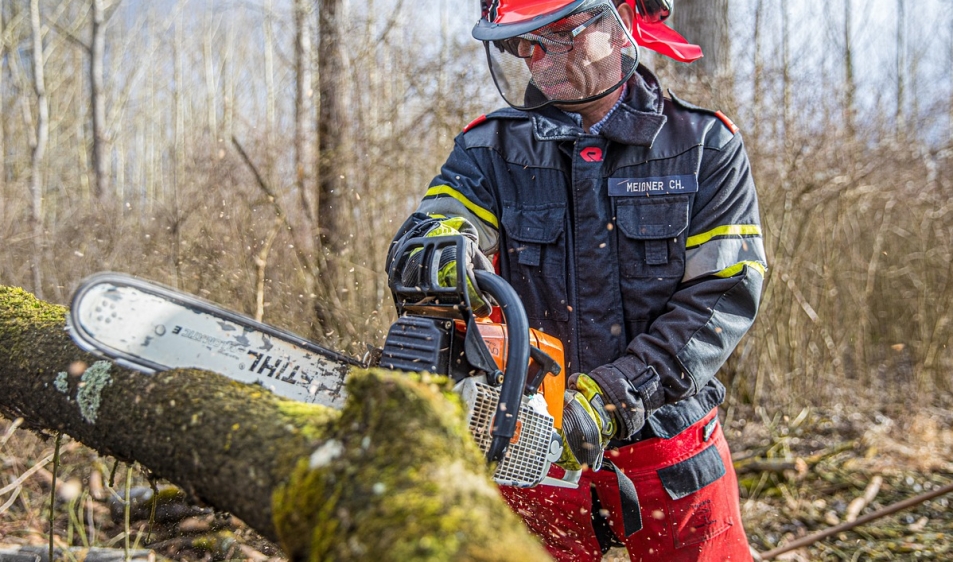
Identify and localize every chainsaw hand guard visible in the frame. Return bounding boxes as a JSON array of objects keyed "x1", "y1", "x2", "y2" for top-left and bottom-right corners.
[{"x1": 386, "y1": 236, "x2": 529, "y2": 463}]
